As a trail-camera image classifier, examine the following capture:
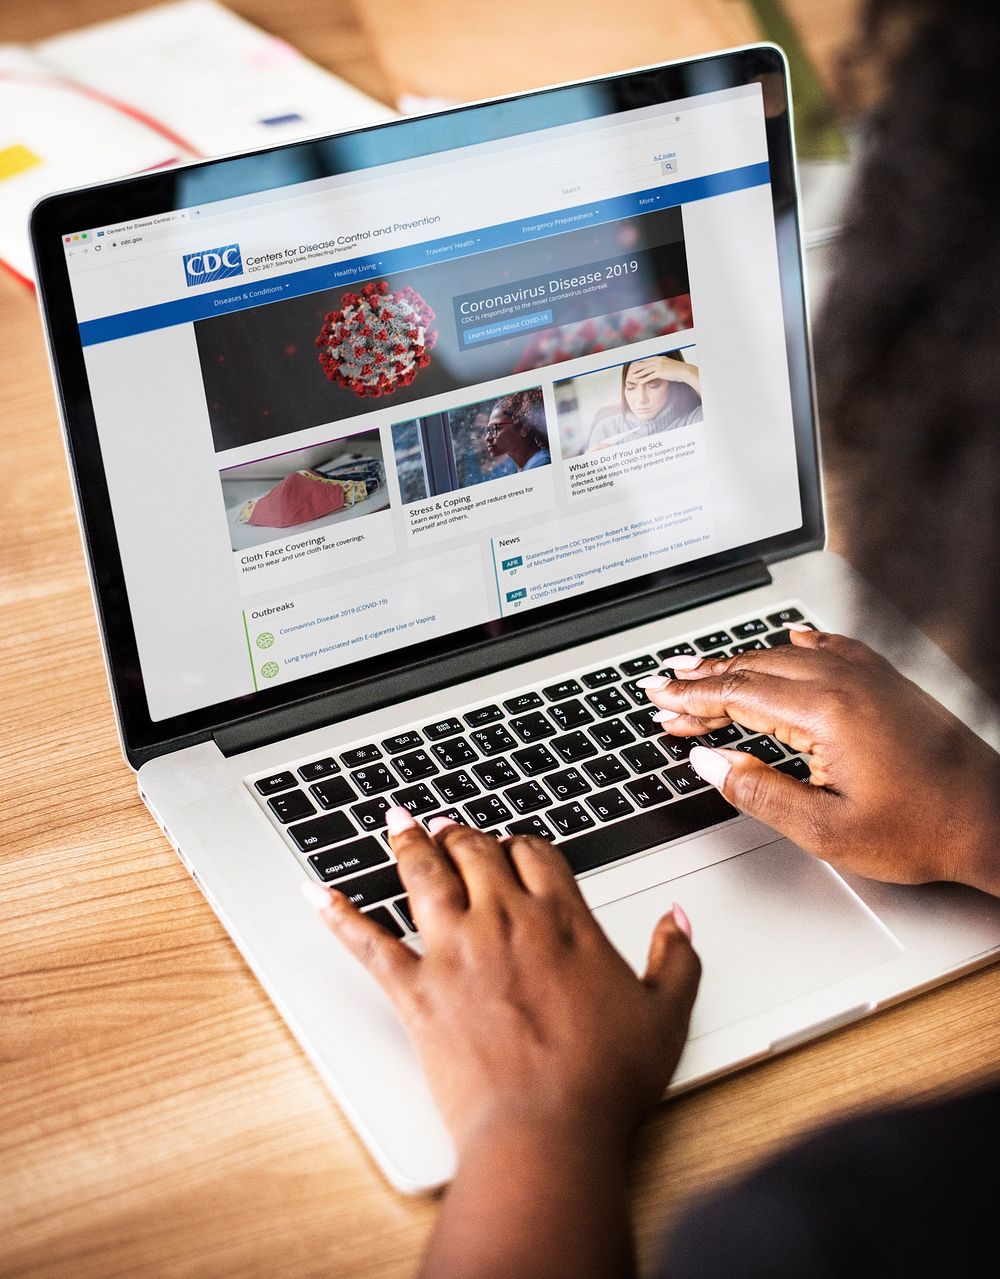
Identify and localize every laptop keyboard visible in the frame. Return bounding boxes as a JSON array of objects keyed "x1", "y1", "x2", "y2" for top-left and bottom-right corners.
[{"x1": 247, "y1": 604, "x2": 814, "y2": 938}]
